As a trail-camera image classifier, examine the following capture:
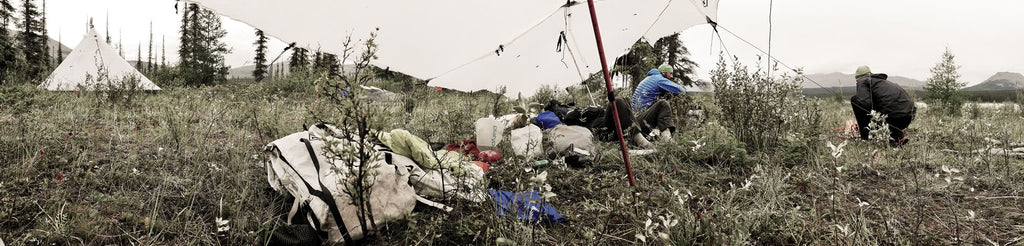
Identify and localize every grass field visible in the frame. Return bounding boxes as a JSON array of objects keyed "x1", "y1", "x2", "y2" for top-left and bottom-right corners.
[{"x1": 2, "y1": 76, "x2": 1023, "y2": 245}]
